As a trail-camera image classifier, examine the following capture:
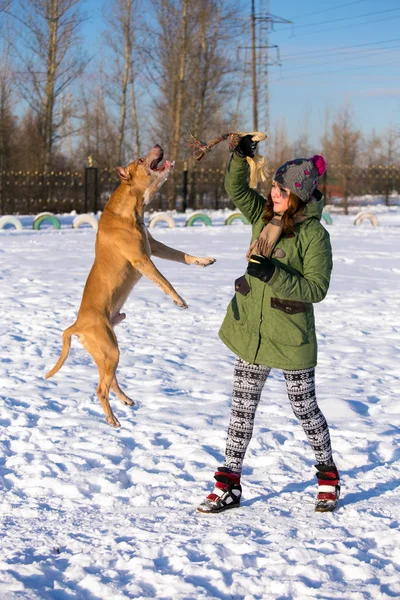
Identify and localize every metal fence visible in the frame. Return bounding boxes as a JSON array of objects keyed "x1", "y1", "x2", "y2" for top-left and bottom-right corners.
[
  {"x1": 0, "y1": 164, "x2": 399, "y2": 215},
  {"x1": 321, "y1": 165, "x2": 400, "y2": 208}
]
